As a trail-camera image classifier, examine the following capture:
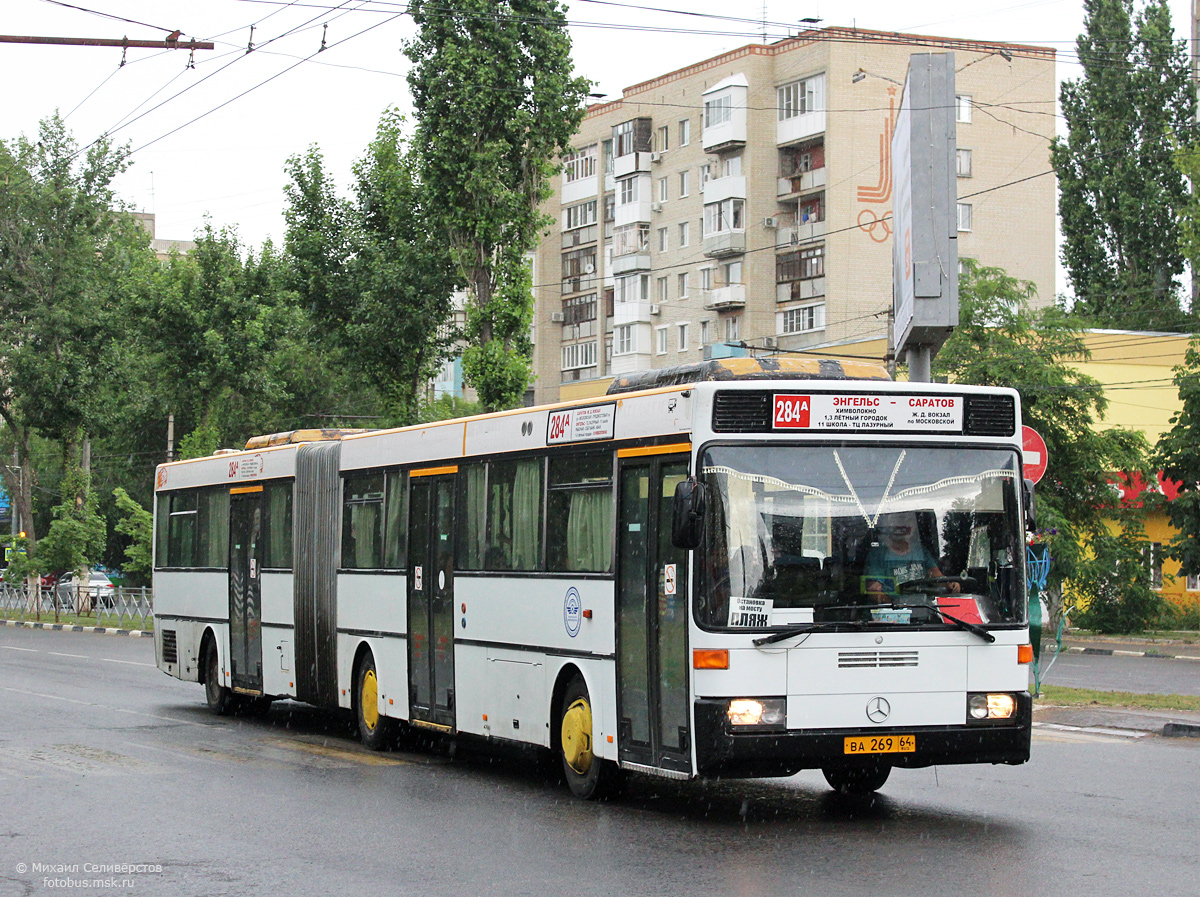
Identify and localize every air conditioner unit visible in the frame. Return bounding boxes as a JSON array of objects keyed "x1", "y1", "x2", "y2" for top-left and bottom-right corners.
[
  {"x1": 763, "y1": 216, "x2": 778, "y2": 229},
  {"x1": 650, "y1": 151, "x2": 662, "y2": 162},
  {"x1": 763, "y1": 336, "x2": 778, "y2": 349},
  {"x1": 550, "y1": 311, "x2": 565, "y2": 323},
  {"x1": 651, "y1": 202, "x2": 663, "y2": 212},
  {"x1": 650, "y1": 304, "x2": 661, "y2": 316}
]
